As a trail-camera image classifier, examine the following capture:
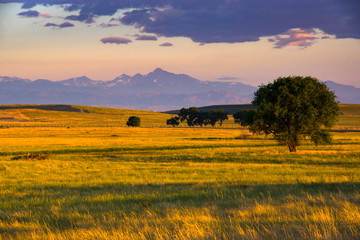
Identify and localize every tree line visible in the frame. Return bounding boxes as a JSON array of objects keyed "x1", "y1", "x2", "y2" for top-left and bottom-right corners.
[{"x1": 166, "y1": 107, "x2": 228, "y2": 127}]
